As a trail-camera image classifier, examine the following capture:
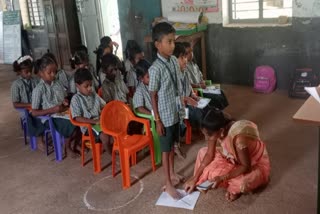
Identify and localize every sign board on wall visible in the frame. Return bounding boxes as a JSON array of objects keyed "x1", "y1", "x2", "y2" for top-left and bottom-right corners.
[
  {"x1": 2, "y1": 10, "x2": 21, "y2": 64},
  {"x1": 174, "y1": 0, "x2": 219, "y2": 13}
]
